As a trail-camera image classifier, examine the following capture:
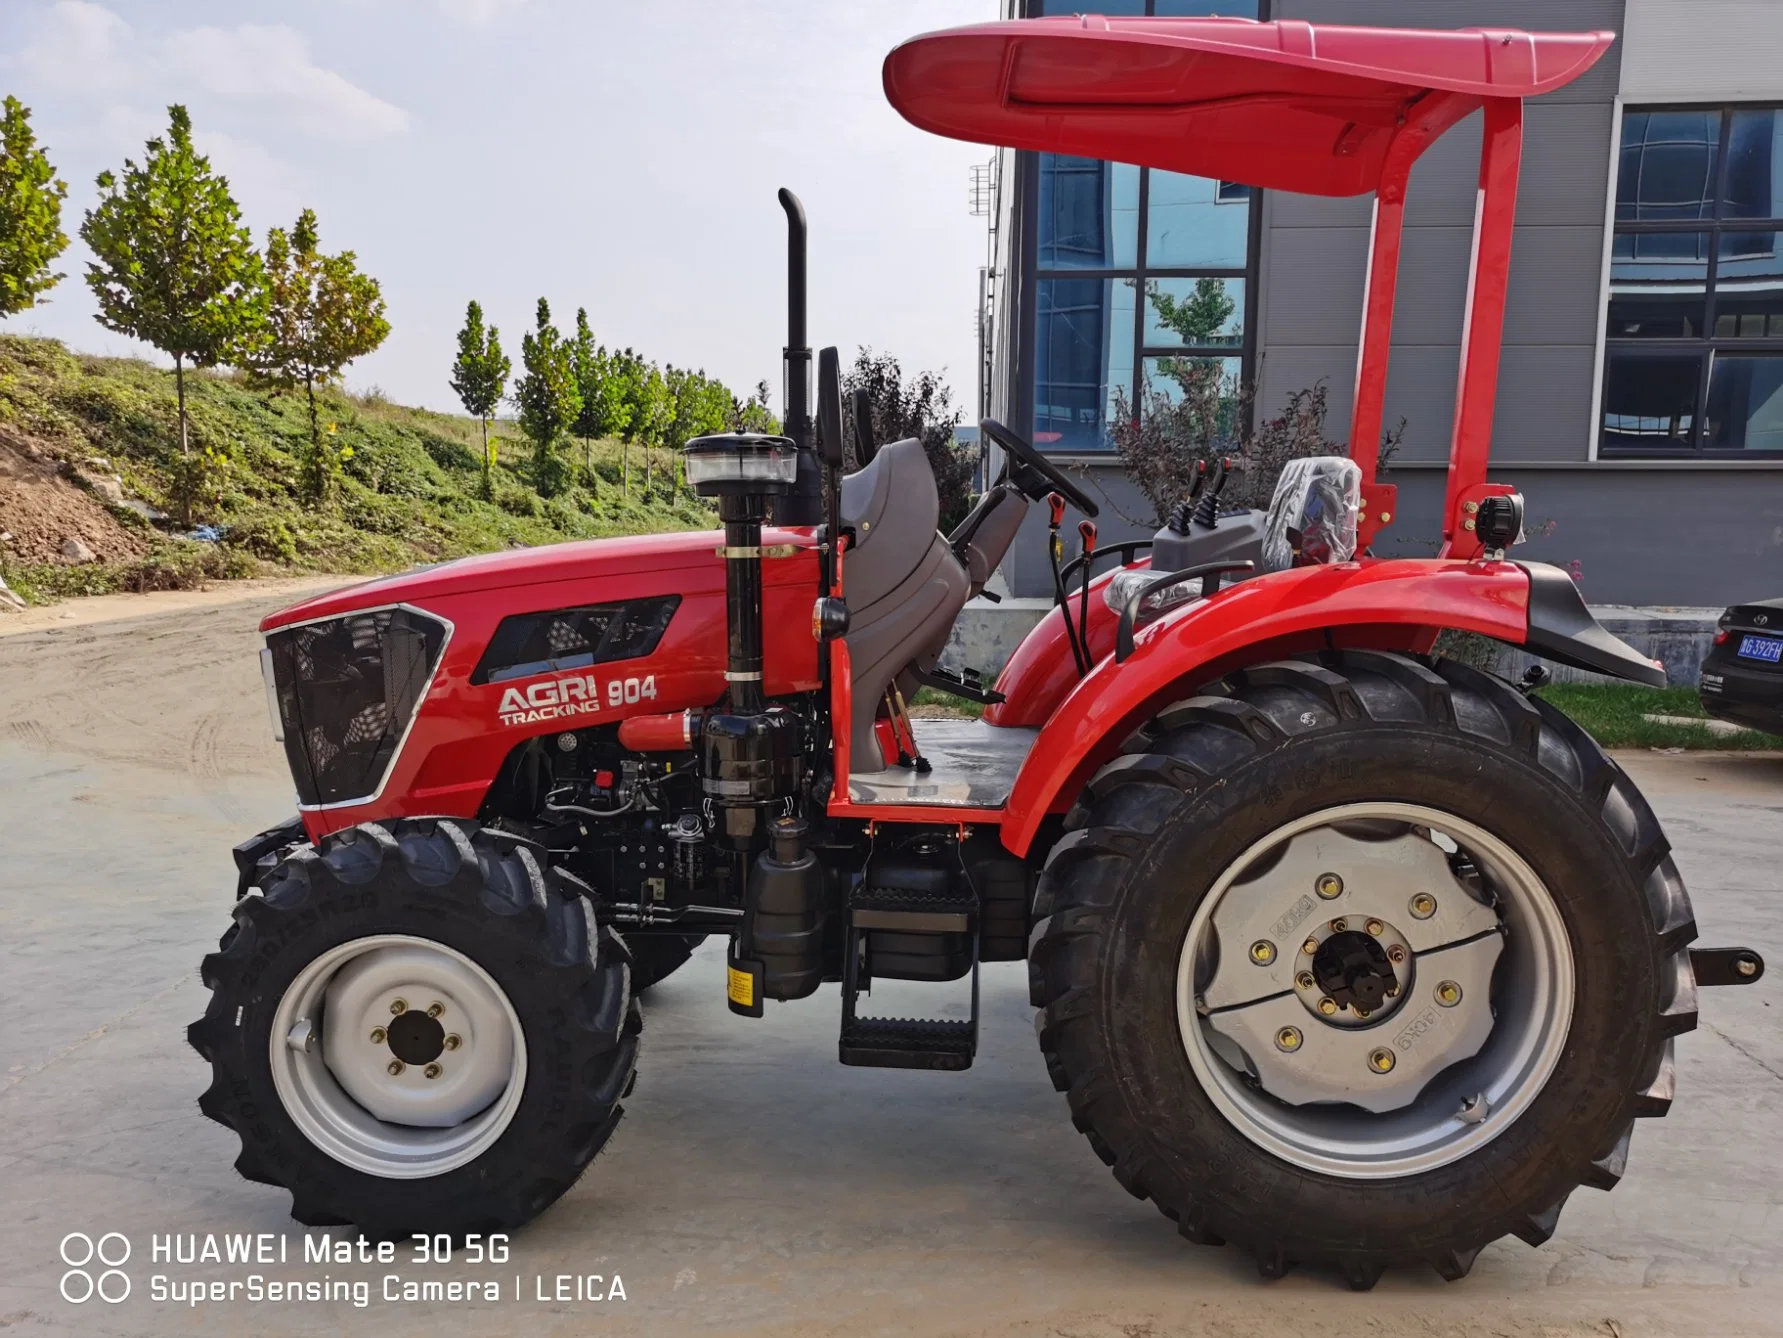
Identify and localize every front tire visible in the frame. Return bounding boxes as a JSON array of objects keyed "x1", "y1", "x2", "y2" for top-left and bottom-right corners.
[
  {"x1": 189, "y1": 818, "x2": 641, "y2": 1236},
  {"x1": 1030, "y1": 652, "x2": 1697, "y2": 1287}
]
